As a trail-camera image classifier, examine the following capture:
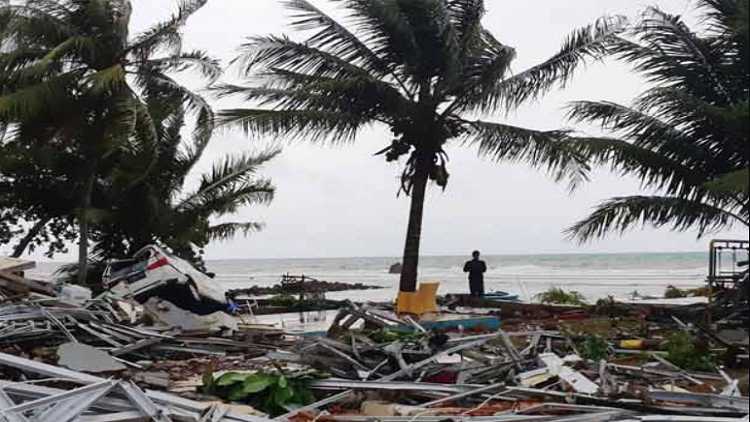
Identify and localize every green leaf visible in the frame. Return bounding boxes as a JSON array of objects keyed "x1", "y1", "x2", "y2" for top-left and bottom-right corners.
[
  {"x1": 704, "y1": 169, "x2": 749, "y2": 195},
  {"x1": 242, "y1": 374, "x2": 274, "y2": 394},
  {"x1": 227, "y1": 383, "x2": 249, "y2": 401},
  {"x1": 215, "y1": 372, "x2": 249, "y2": 387},
  {"x1": 272, "y1": 384, "x2": 294, "y2": 406},
  {"x1": 277, "y1": 375, "x2": 288, "y2": 389},
  {"x1": 296, "y1": 386, "x2": 316, "y2": 405}
]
